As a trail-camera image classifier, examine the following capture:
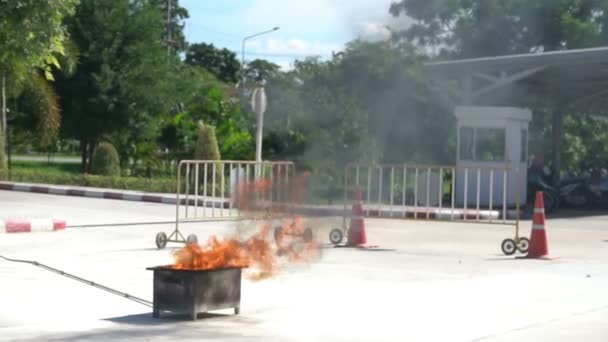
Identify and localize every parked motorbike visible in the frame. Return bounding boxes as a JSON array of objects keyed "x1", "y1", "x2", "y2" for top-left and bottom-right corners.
[
  {"x1": 557, "y1": 161, "x2": 608, "y2": 209},
  {"x1": 527, "y1": 164, "x2": 559, "y2": 212},
  {"x1": 526, "y1": 156, "x2": 608, "y2": 211},
  {"x1": 584, "y1": 163, "x2": 608, "y2": 207},
  {"x1": 558, "y1": 171, "x2": 591, "y2": 208}
]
